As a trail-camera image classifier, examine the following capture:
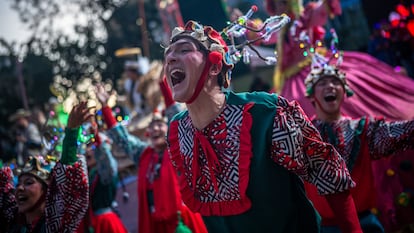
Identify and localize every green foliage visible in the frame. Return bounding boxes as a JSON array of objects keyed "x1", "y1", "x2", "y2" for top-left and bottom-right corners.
[
  {"x1": 0, "y1": 0, "x2": 164, "y2": 129},
  {"x1": 23, "y1": 53, "x2": 54, "y2": 105},
  {"x1": 0, "y1": 55, "x2": 21, "y2": 125}
]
